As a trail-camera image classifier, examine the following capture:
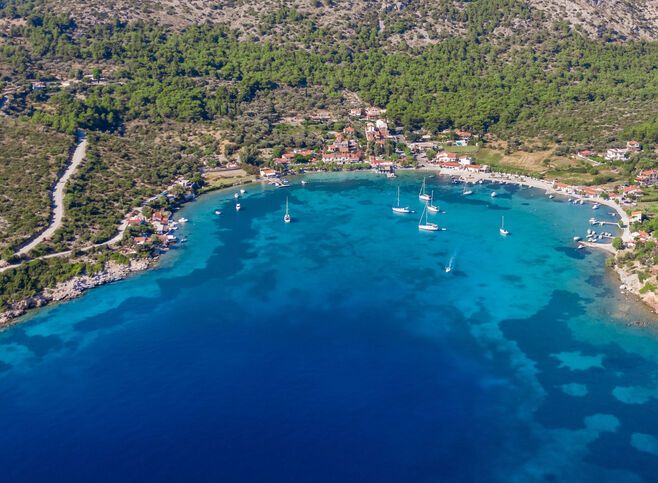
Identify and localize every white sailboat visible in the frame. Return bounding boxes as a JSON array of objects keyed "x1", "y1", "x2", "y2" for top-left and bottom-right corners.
[
  {"x1": 427, "y1": 190, "x2": 439, "y2": 213},
  {"x1": 419, "y1": 177, "x2": 431, "y2": 201},
  {"x1": 284, "y1": 197, "x2": 291, "y2": 223},
  {"x1": 463, "y1": 185, "x2": 473, "y2": 196},
  {"x1": 499, "y1": 216, "x2": 509, "y2": 236},
  {"x1": 418, "y1": 204, "x2": 439, "y2": 231},
  {"x1": 392, "y1": 187, "x2": 411, "y2": 214}
]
